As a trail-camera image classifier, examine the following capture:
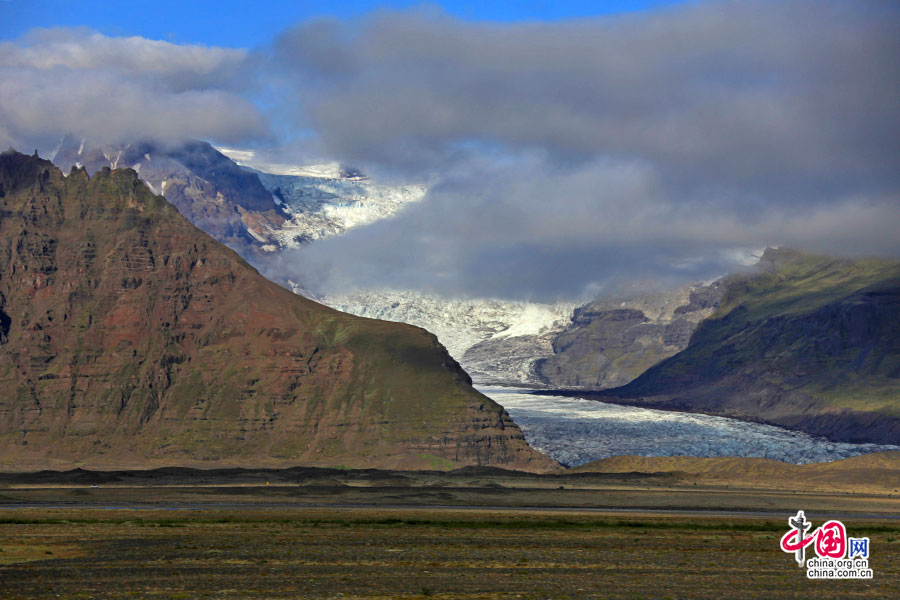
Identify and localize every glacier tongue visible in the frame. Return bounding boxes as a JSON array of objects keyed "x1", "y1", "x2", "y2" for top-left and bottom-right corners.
[
  {"x1": 480, "y1": 386, "x2": 900, "y2": 467},
  {"x1": 216, "y1": 145, "x2": 427, "y2": 249}
]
